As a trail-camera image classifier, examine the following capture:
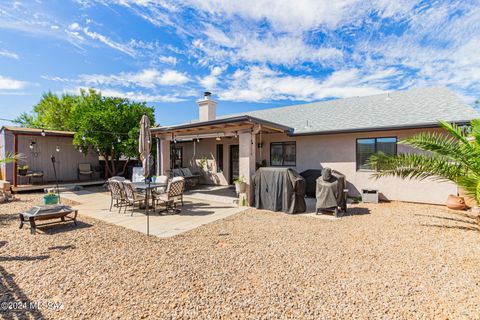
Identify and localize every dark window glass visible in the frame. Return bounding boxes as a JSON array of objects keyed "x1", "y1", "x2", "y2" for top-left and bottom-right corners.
[
  {"x1": 171, "y1": 146, "x2": 183, "y2": 169},
  {"x1": 216, "y1": 144, "x2": 224, "y2": 172},
  {"x1": 356, "y1": 137, "x2": 397, "y2": 170},
  {"x1": 270, "y1": 142, "x2": 296, "y2": 166}
]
